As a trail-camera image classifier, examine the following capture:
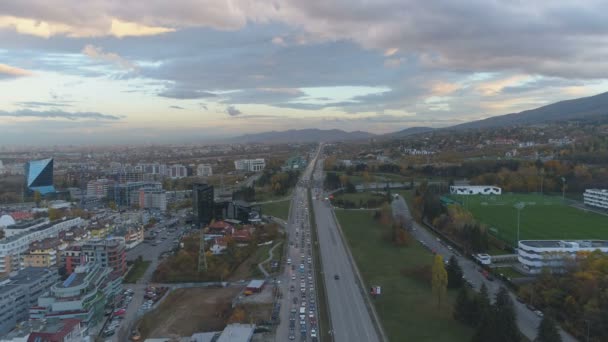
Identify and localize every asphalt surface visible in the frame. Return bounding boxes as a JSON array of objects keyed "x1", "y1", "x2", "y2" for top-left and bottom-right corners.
[
  {"x1": 275, "y1": 146, "x2": 322, "y2": 342},
  {"x1": 391, "y1": 195, "x2": 577, "y2": 342},
  {"x1": 311, "y1": 157, "x2": 380, "y2": 342}
]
